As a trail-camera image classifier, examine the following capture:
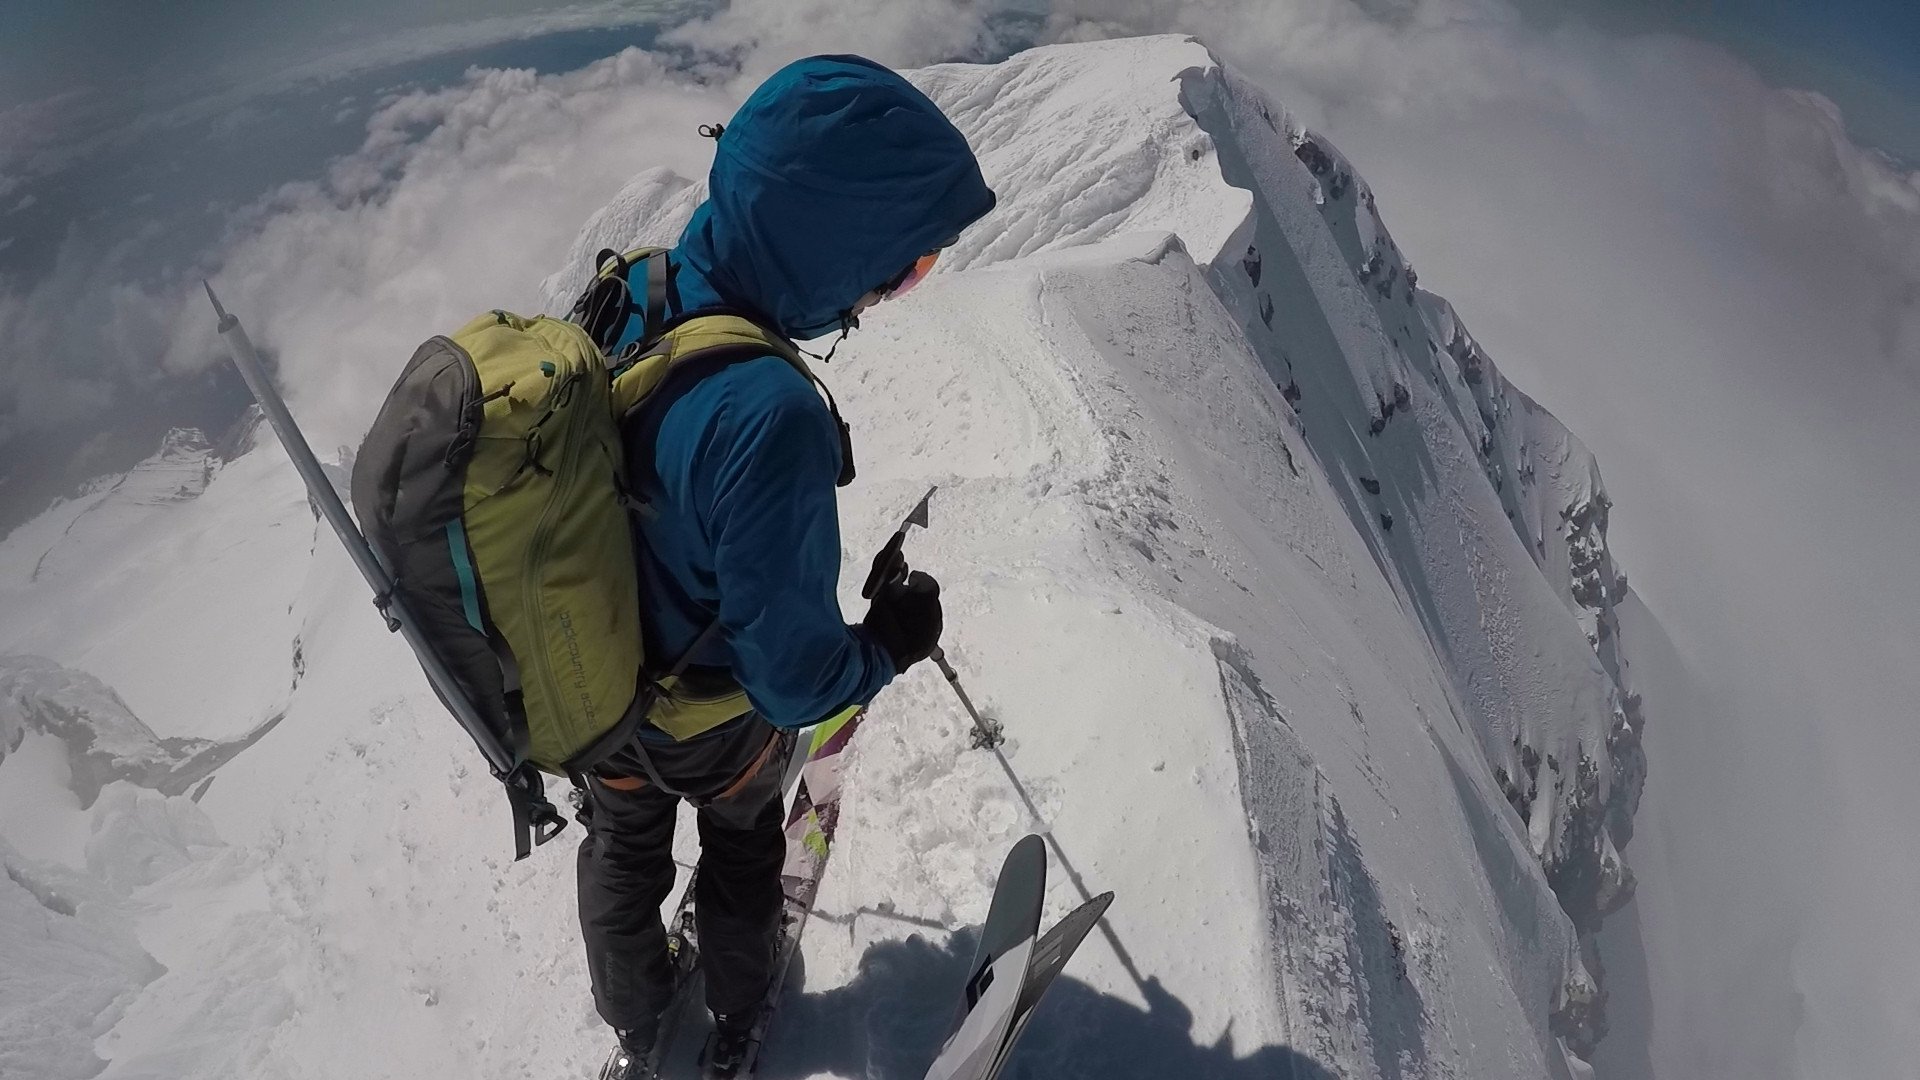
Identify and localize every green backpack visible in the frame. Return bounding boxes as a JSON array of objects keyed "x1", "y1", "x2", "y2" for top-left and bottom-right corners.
[{"x1": 350, "y1": 248, "x2": 847, "y2": 843}]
